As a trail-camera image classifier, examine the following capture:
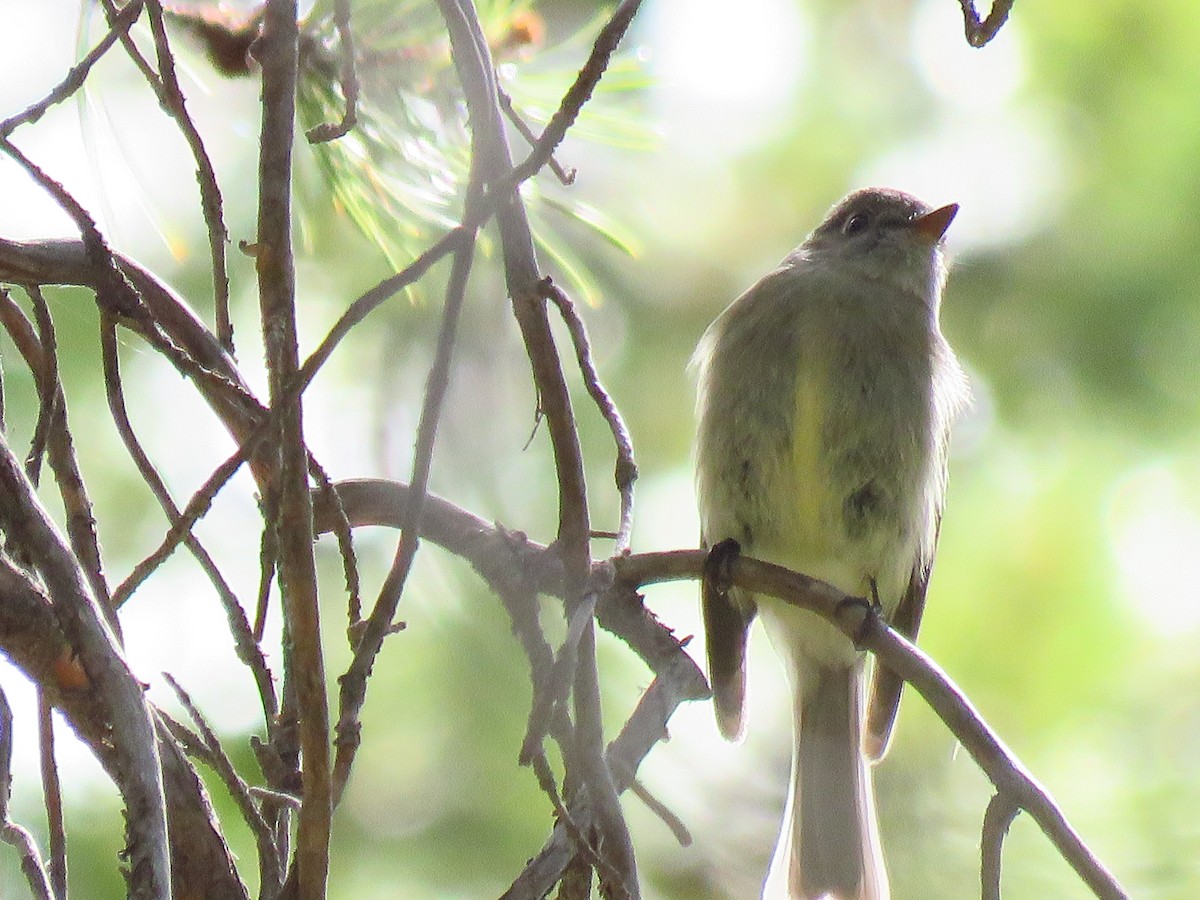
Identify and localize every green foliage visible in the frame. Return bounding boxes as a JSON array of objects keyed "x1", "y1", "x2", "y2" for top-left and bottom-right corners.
[{"x1": 298, "y1": 0, "x2": 650, "y2": 302}]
